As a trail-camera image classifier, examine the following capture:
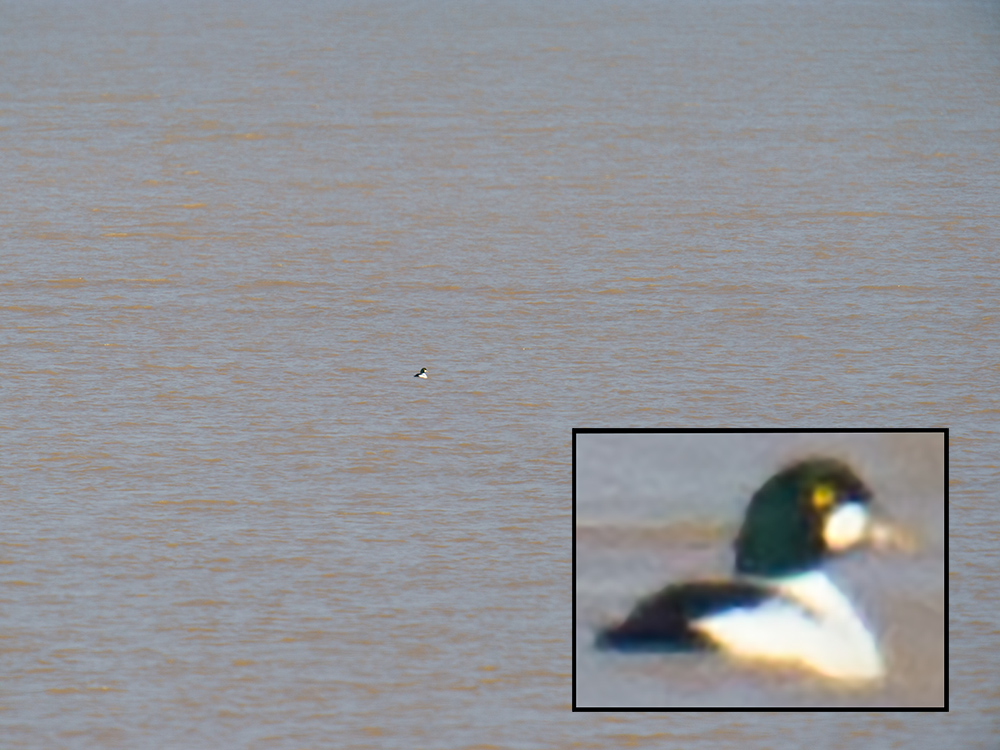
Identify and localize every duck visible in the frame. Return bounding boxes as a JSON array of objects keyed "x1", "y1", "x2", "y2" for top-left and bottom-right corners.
[
  {"x1": 594, "y1": 458, "x2": 906, "y2": 682},
  {"x1": 414, "y1": 368, "x2": 428, "y2": 379}
]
